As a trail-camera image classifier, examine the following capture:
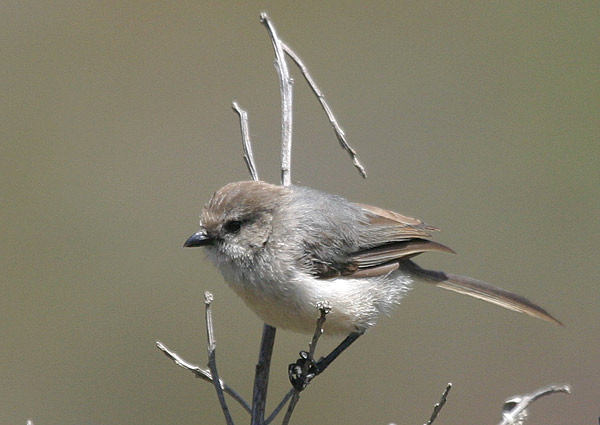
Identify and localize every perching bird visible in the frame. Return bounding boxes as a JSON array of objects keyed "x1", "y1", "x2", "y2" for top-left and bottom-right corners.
[{"x1": 184, "y1": 180, "x2": 561, "y2": 337}]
